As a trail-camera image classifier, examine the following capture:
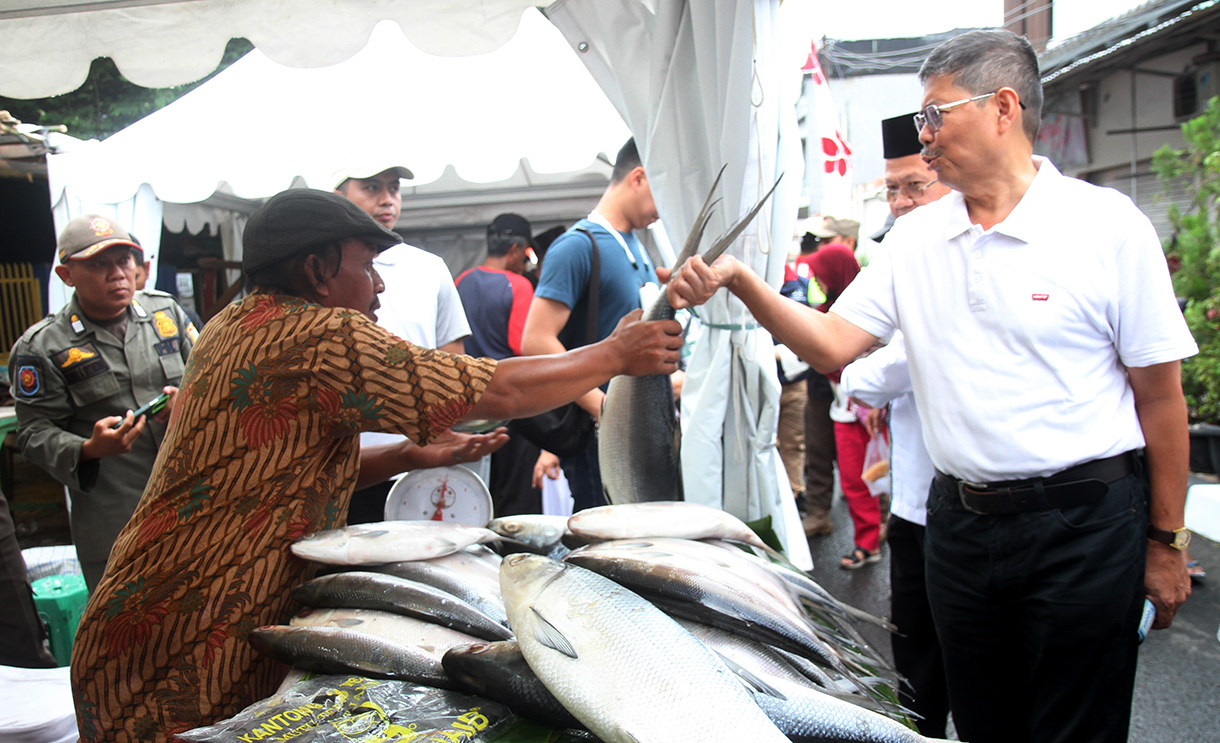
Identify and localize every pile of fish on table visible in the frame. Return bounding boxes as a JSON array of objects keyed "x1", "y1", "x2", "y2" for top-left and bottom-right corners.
[{"x1": 249, "y1": 501, "x2": 952, "y2": 743}]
